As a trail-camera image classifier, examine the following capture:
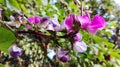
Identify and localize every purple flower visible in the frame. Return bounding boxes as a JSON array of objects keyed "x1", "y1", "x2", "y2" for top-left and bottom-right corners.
[
  {"x1": 39, "y1": 17, "x2": 50, "y2": 28},
  {"x1": 76, "y1": 13, "x2": 91, "y2": 29},
  {"x1": 46, "y1": 18, "x2": 61, "y2": 31},
  {"x1": 51, "y1": 18, "x2": 61, "y2": 31},
  {"x1": 9, "y1": 45, "x2": 22, "y2": 58},
  {"x1": 64, "y1": 14, "x2": 74, "y2": 30},
  {"x1": 86, "y1": 15, "x2": 106, "y2": 34},
  {"x1": 73, "y1": 33, "x2": 82, "y2": 41},
  {"x1": 73, "y1": 41, "x2": 87, "y2": 53},
  {"x1": 28, "y1": 16, "x2": 41, "y2": 24},
  {"x1": 76, "y1": 13, "x2": 106, "y2": 34},
  {"x1": 63, "y1": 14, "x2": 81, "y2": 33},
  {"x1": 57, "y1": 48, "x2": 69, "y2": 62},
  {"x1": 46, "y1": 23, "x2": 55, "y2": 31}
]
